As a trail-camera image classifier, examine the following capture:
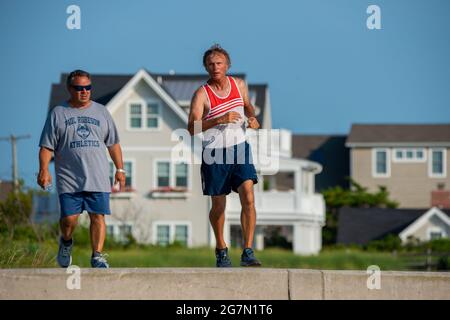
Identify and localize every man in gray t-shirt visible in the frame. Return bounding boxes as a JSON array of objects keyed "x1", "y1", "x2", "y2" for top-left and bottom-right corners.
[{"x1": 38, "y1": 69, "x2": 125, "y2": 268}]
